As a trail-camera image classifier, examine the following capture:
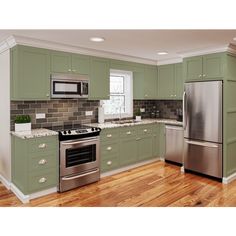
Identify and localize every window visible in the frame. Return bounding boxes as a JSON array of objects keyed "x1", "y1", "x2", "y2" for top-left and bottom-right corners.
[{"x1": 102, "y1": 70, "x2": 133, "y2": 119}]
